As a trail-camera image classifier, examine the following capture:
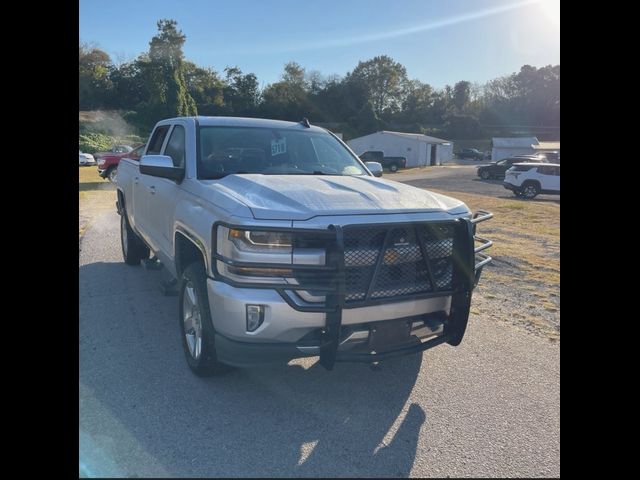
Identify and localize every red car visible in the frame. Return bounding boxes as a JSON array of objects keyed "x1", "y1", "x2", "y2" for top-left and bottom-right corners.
[{"x1": 97, "y1": 144, "x2": 145, "y2": 183}]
